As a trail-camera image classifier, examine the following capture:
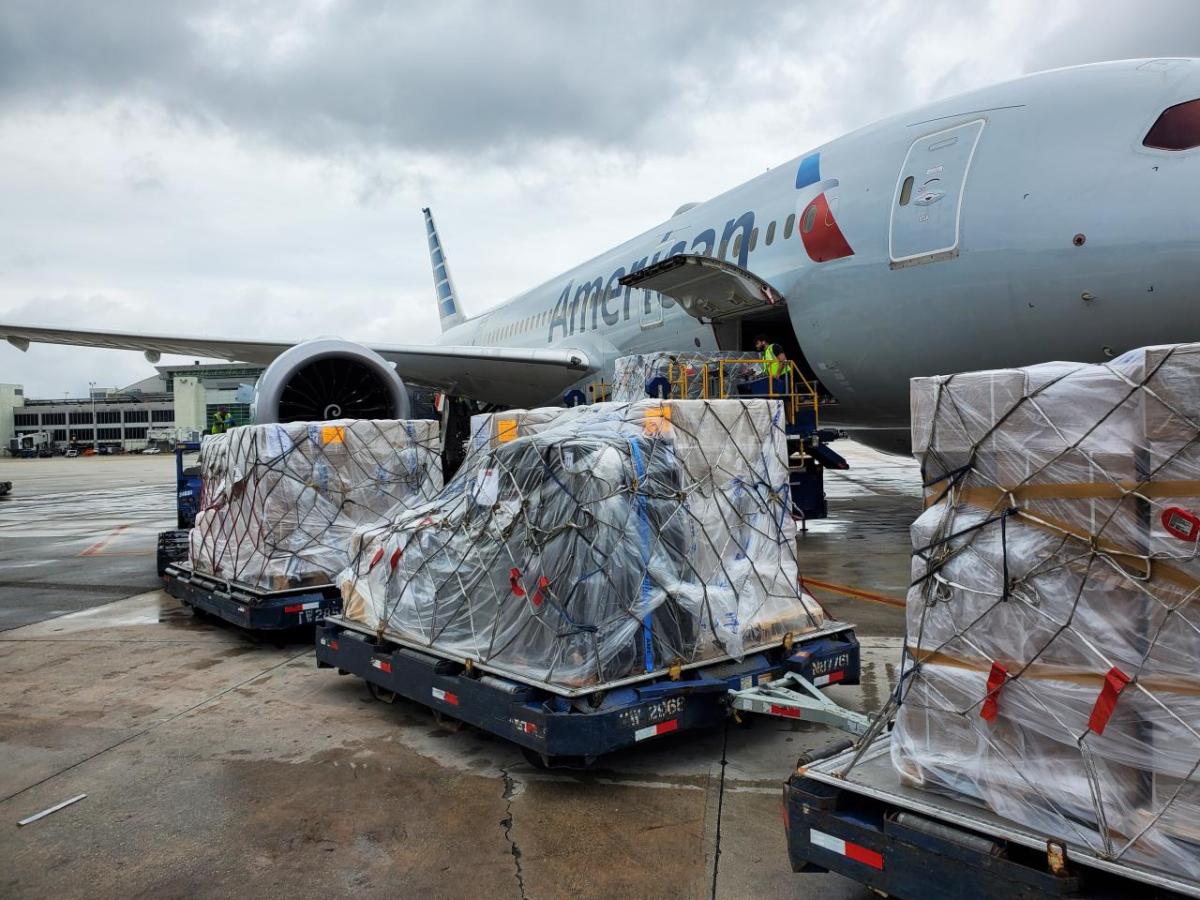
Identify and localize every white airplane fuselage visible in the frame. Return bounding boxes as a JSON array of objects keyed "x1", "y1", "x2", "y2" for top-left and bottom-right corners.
[{"x1": 435, "y1": 59, "x2": 1200, "y2": 449}]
